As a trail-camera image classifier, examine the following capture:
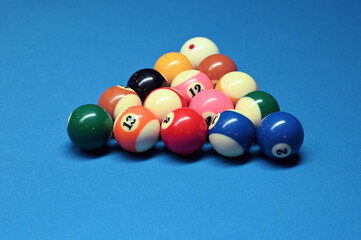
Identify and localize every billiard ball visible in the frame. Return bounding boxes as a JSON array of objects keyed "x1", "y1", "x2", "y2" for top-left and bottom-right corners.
[
  {"x1": 113, "y1": 106, "x2": 160, "y2": 153},
  {"x1": 98, "y1": 85, "x2": 142, "y2": 120},
  {"x1": 235, "y1": 91, "x2": 280, "y2": 127},
  {"x1": 189, "y1": 89, "x2": 234, "y2": 126},
  {"x1": 180, "y1": 37, "x2": 219, "y2": 68},
  {"x1": 216, "y1": 71, "x2": 258, "y2": 105},
  {"x1": 197, "y1": 54, "x2": 237, "y2": 86},
  {"x1": 161, "y1": 108, "x2": 208, "y2": 155},
  {"x1": 208, "y1": 110, "x2": 255, "y2": 157},
  {"x1": 143, "y1": 87, "x2": 187, "y2": 122},
  {"x1": 67, "y1": 104, "x2": 113, "y2": 151},
  {"x1": 127, "y1": 68, "x2": 167, "y2": 102},
  {"x1": 154, "y1": 52, "x2": 194, "y2": 84},
  {"x1": 257, "y1": 112, "x2": 304, "y2": 159},
  {"x1": 171, "y1": 69, "x2": 213, "y2": 104}
]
